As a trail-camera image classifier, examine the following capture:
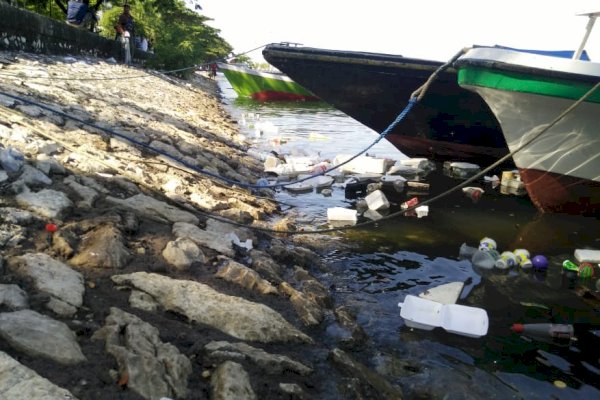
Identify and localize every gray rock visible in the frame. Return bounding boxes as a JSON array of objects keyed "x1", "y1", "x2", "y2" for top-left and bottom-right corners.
[
  {"x1": 0, "y1": 310, "x2": 86, "y2": 365},
  {"x1": 329, "y1": 348, "x2": 404, "y2": 399},
  {"x1": 128, "y1": 290, "x2": 159, "y2": 312},
  {"x1": 211, "y1": 361, "x2": 257, "y2": 400},
  {"x1": 0, "y1": 284, "x2": 29, "y2": 310},
  {"x1": 111, "y1": 272, "x2": 312, "y2": 344},
  {"x1": 162, "y1": 238, "x2": 205, "y2": 270},
  {"x1": 63, "y1": 176, "x2": 99, "y2": 208},
  {"x1": 69, "y1": 224, "x2": 131, "y2": 269},
  {"x1": 279, "y1": 383, "x2": 306, "y2": 399},
  {"x1": 106, "y1": 193, "x2": 199, "y2": 225},
  {"x1": 173, "y1": 222, "x2": 234, "y2": 257},
  {"x1": 280, "y1": 282, "x2": 324, "y2": 326},
  {"x1": 8, "y1": 253, "x2": 84, "y2": 316},
  {"x1": 204, "y1": 341, "x2": 313, "y2": 376},
  {"x1": 248, "y1": 250, "x2": 283, "y2": 283},
  {"x1": 15, "y1": 188, "x2": 73, "y2": 219},
  {"x1": 215, "y1": 257, "x2": 278, "y2": 295},
  {"x1": 92, "y1": 307, "x2": 191, "y2": 400},
  {"x1": 0, "y1": 351, "x2": 78, "y2": 399},
  {"x1": 0, "y1": 208, "x2": 36, "y2": 225},
  {"x1": 17, "y1": 164, "x2": 52, "y2": 186}
]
